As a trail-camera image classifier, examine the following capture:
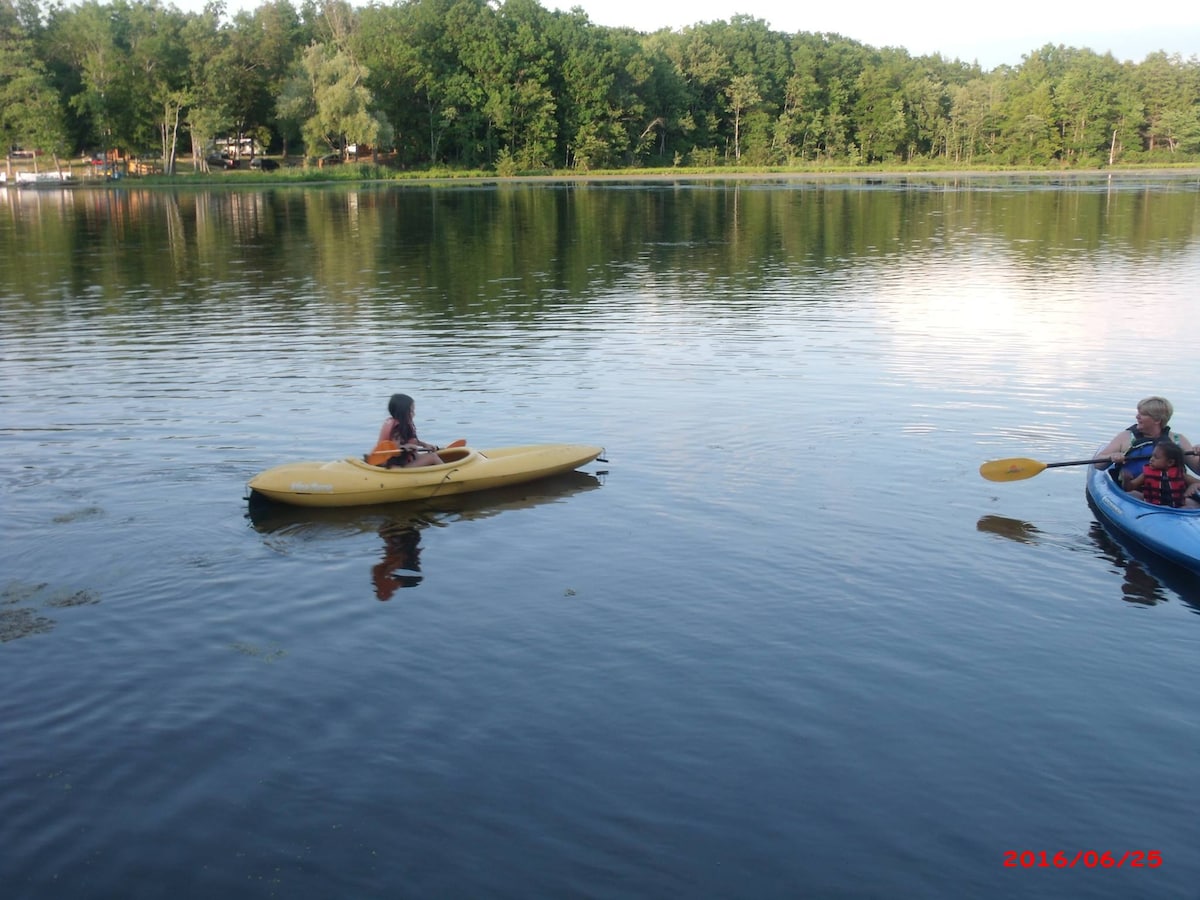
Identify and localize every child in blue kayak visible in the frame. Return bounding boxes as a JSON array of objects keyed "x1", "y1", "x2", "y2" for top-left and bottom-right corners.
[
  {"x1": 1095, "y1": 396, "x2": 1198, "y2": 490},
  {"x1": 1127, "y1": 441, "x2": 1200, "y2": 508}
]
